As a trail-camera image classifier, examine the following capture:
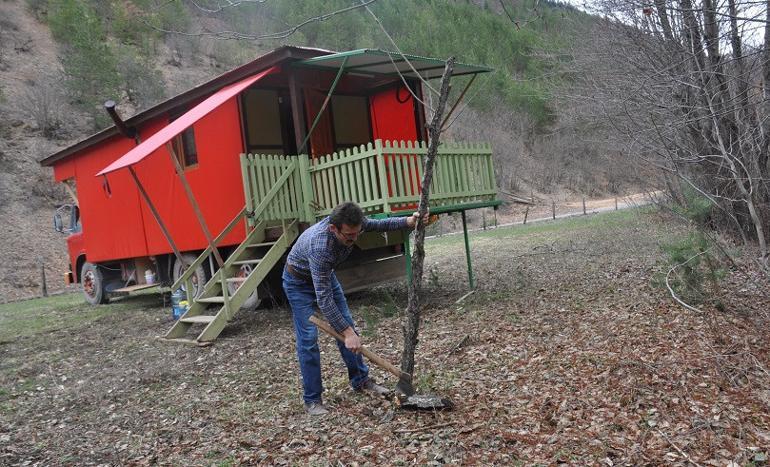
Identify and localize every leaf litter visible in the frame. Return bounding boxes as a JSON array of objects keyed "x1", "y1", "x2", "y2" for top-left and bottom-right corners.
[{"x1": 0, "y1": 210, "x2": 768, "y2": 465}]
